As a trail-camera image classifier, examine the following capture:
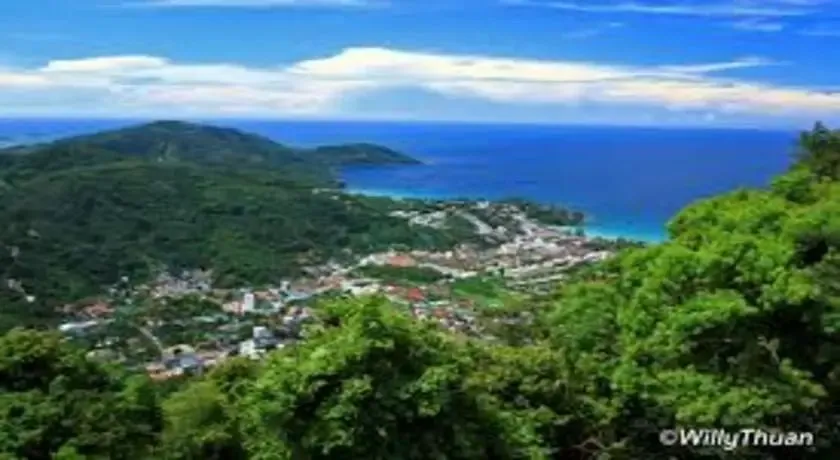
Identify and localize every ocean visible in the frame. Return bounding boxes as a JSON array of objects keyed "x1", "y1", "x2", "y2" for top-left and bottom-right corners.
[{"x1": 0, "y1": 118, "x2": 799, "y2": 242}]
